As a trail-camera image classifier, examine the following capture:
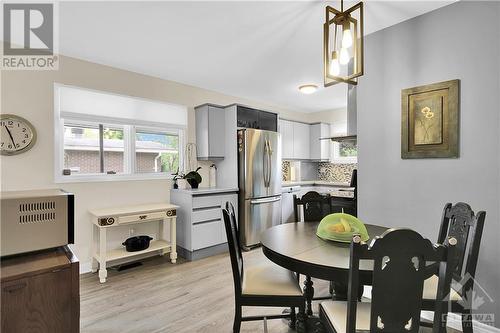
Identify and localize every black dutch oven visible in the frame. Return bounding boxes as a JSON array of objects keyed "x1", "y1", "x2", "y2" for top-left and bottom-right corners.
[{"x1": 122, "y1": 236, "x2": 153, "y2": 252}]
